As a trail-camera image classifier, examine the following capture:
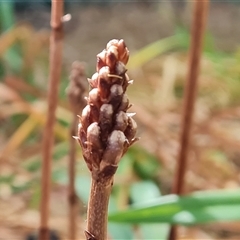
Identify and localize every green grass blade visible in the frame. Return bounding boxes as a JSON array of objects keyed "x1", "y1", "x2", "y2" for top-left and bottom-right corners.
[
  {"x1": 127, "y1": 36, "x2": 179, "y2": 69},
  {"x1": 0, "y1": 1, "x2": 15, "y2": 31},
  {"x1": 109, "y1": 189, "x2": 240, "y2": 225}
]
